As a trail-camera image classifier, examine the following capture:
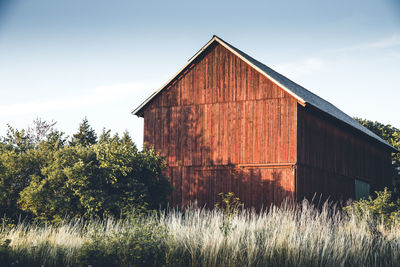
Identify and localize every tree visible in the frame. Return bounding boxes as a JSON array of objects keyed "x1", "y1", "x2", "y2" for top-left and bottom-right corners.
[
  {"x1": 2, "y1": 125, "x2": 33, "y2": 152},
  {"x1": 70, "y1": 117, "x2": 97, "y2": 147},
  {"x1": 26, "y1": 117, "x2": 57, "y2": 145},
  {"x1": 355, "y1": 118, "x2": 400, "y2": 193},
  {"x1": 17, "y1": 131, "x2": 171, "y2": 222},
  {"x1": 0, "y1": 121, "x2": 62, "y2": 220},
  {"x1": 0, "y1": 119, "x2": 172, "y2": 222}
]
